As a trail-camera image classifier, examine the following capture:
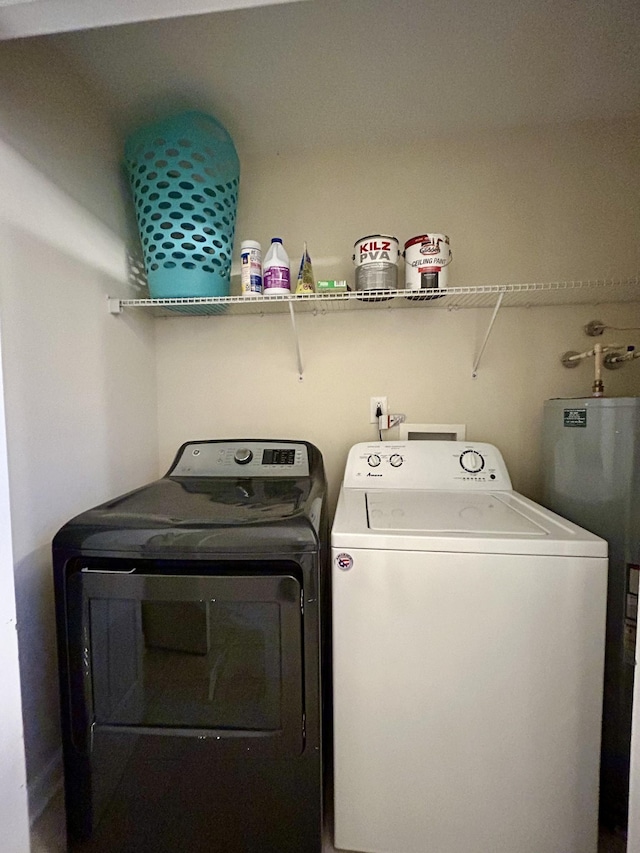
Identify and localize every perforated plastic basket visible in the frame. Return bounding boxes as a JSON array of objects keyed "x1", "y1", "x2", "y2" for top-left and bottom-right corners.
[{"x1": 124, "y1": 111, "x2": 240, "y2": 299}]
